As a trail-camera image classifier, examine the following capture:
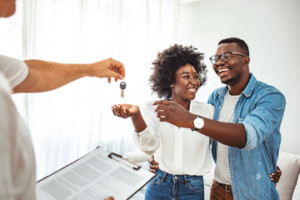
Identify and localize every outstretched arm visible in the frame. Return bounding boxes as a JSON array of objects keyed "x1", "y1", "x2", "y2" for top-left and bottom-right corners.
[
  {"x1": 13, "y1": 58, "x2": 125, "y2": 93},
  {"x1": 153, "y1": 100, "x2": 246, "y2": 148},
  {"x1": 112, "y1": 103, "x2": 160, "y2": 155}
]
